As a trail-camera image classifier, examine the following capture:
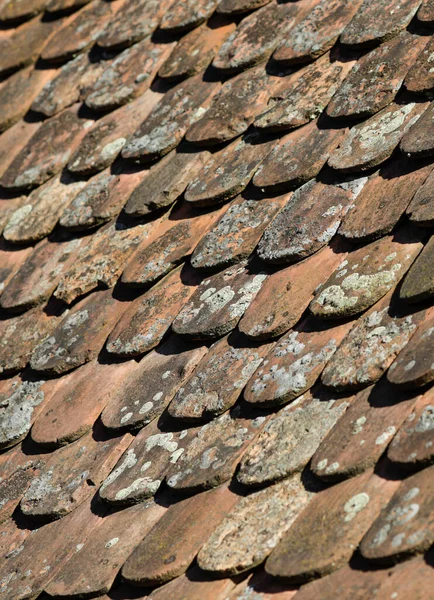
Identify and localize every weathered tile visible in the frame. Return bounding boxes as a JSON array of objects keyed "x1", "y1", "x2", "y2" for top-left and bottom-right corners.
[
  {"x1": 388, "y1": 386, "x2": 434, "y2": 468},
  {"x1": 185, "y1": 135, "x2": 273, "y2": 206},
  {"x1": 407, "y1": 166, "x2": 434, "y2": 226},
  {"x1": 0, "y1": 239, "x2": 32, "y2": 296},
  {"x1": 329, "y1": 102, "x2": 427, "y2": 173},
  {"x1": 101, "y1": 335, "x2": 207, "y2": 432},
  {"x1": 97, "y1": 0, "x2": 164, "y2": 50},
  {"x1": 339, "y1": 157, "x2": 432, "y2": 243},
  {"x1": 172, "y1": 263, "x2": 267, "y2": 340},
  {"x1": 0, "y1": 374, "x2": 59, "y2": 450},
  {"x1": 121, "y1": 207, "x2": 221, "y2": 285},
  {"x1": 159, "y1": 18, "x2": 236, "y2": 80},
  {"x1": 0, "y1": 105, "x2": 92, "y2": 190},
  {"x1": 198, "y1": 475, "x2": 315, "y2": 575},
  {"x1": 0, "y1": 15, "x2": 59, "y2": 76},
  {"x1": 186, "y1": 66, "x2": 277, "y2": 145},
  {"x1": 418, "y1": 0, "x2": 434, "y2": 24},
  {"x1": 327, "y1": 33, "x2": 427, "y2": 120},
  {"x1": 0, "y1": 0, "x2": 48, "y2": 23},
  {"x1": 0, "y1": 195, "x2": 27, "y2": 236},
  {"x1": 400, "y1": 235, "x2": 434, "y2": 303},
  {"x1": 31, "y1": 359, "x2": 138, "y2": 447},
  {"x1": 257, "y1": 180, "x2": 356, "y2": 264},
  {"x1": 0, "y1": 306, "x2": 59, "y2": 375},
  {"x1": 238, "y1": 389, "x2": 351, "y2": 486},
  {"x1": 217, "y1": 0, "x2": 272, "y2": 15},
  {"x1": 69, "y1": 89, "x2": 162, "y2": 175},
  {"x1": 212, "y1": 1, "x2": 310, "y2": 74},
  {"x1": 20, "y1": 425, "x2": 131, "y2": 519},
  {"x1": 0, "y1": 65, "x2": 57, "y2": 133},
  {"x1": 360, "y1": 464, "x2": 434, "y2": 563},
  {"x1": 122, "y1": 74, "x2": 220, "y2": 162},
  {"x1": 145, "y1": 569, "x2": 236, "y2": 600},
  {"x1": 309, "y1": 229, "x2": 423, "y2": 320},
  {"x1": 31, "y1": 50, "x2": 109, "y2": 117},
  {"x1": 401, "y1": 100, "x2": 434, "y2": 158},
  {"x1": 0, "y1": 499, "x2": 103, "y2": 600},
  {"x1": 253, "y1": 120, "x2": 344, "y2": 193},
  {"x1": 123, "y1": 148, "x2": 209, "y2": 217},
  {"x1": 226, "y1": 570, "x2": 298, "y2": 600},
  {"x1": 322, "y1": 291, "x2": 425, "y2": 391},
  {"x1": 387, "y1": 310, "x2": 434, "y2": 388},
  {"x1": 273, "y1": 0, "x2": 362, "y2": 65},
  {"x1": 99, "y1": 418, "x2": 194, "y2": 504},
  {"x1": 255, "y1": 51, "x2": 355, "y2": 132},
  {"x1": 311, "y1": 381, "x2": 418, "y2": 481},
  {"x1": 191, "y1": 192, "x2": 288, "y2": 270},
  {"x1": 239, "y1": 244, "x2": 345, "y2": 340},
  {"x1": 0, "y1": 517, "x2": 32, "y2": 564},
  {"x1": 59, "y1": 168, "x2": 142, "y2": 231},
  {"x1": 160, "y1": 0, "x2": 218, "y2": 32},
  {"x1": 0, "y1": 119, "x2": 40, "y2": 180},
  {"x1": 168, "y1": 333, "x2": 271, "y2": 421},
  {"x1": 54, "y1": 222, "x2": 157, "y2": 304},
  {"x1": 405, "y1": 37, "x2": 434, "y2": 93},
  {"x1": 86, "y1": 39, "x2": 174, "y2": 111},
  {"x1": 0, "y1": 235, "x2": 83, "y2": 312},
  {"x1": 30, "y1": 289, "x2": 124, "y2": 374},
  {"x1": 244, "y1": 318, "x2": 352, "y2": 407},
  {"x1": 166, "y1": 406, "x2": 268, "y2": 491},
  {"x1": 41, "y1": 0, "x2": 113, "y2": 63},
  {"x1": 106, "y1": 266, "x2": 200, "y2": 357},
  {"x1": 45, "y1": 500, "x2": 166, "y2": 598},
  {"x1": 340, "y1": 0, "x2": 422, "y2": 48},
  {"x1": 266, "y1": 470, "x2": 399, "y2": 582},
  {"x1": 3, "y1": 172, "x2": 86, "y2": 243},
  {"x1": 47, "y1": 0, "x2": 92, "y2": 13},
  {"x1": 122, "y1": 484, "x2": 238, "y2": 586},
  {"x1": 374, "y1": 554, "x2": 434, "y2": 599}
]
